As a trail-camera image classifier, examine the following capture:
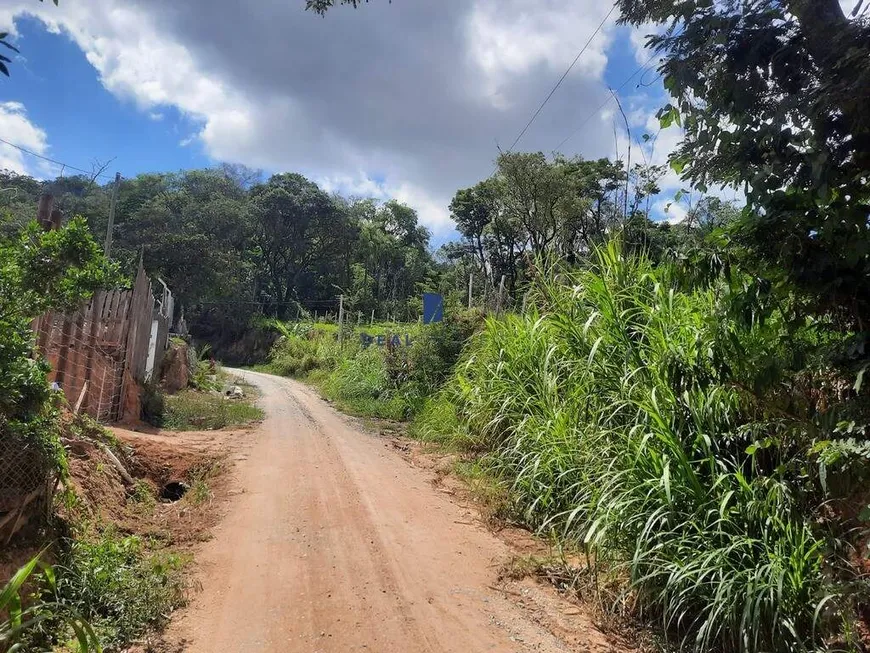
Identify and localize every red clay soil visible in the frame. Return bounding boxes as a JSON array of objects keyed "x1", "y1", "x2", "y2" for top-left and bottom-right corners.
[
  {"x1": 62, "y1": 423, "x2": 258, "y2": 548},
  {"x1": 159, "y1": 370, "x2": 627, "y2": 653}
]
